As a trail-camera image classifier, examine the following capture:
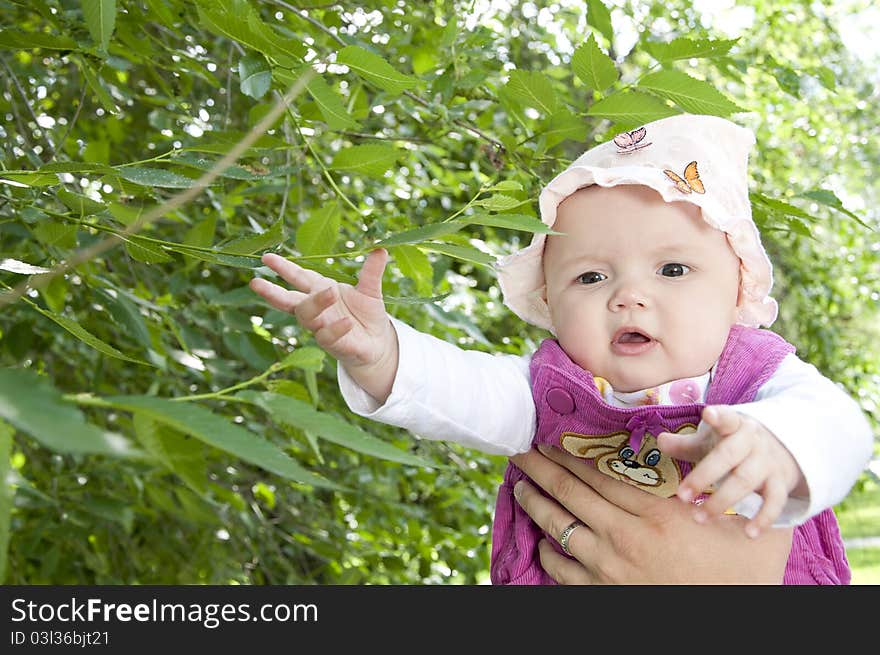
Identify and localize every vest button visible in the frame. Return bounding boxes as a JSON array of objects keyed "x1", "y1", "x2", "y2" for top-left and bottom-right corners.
[{"x1": 546, "y1": 387, "x2": 575, "y2": 414}]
